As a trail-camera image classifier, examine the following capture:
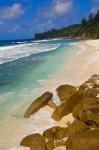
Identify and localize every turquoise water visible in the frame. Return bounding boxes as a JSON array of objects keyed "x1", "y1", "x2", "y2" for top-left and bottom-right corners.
[
  {"x1": 0, "y1": 40, "x2": 78, "y2": 116},
  {"x1": 0, "y1": 39, "x2": 80, "y2": 149}
]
